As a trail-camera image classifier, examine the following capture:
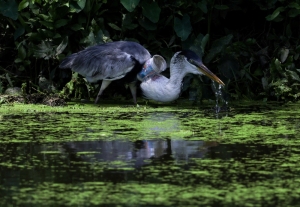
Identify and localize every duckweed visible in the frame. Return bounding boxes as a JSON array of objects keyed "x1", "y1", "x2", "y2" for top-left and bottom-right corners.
[{"x1": 0, "y1": 100, "x2": 300, "y2": 206}]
